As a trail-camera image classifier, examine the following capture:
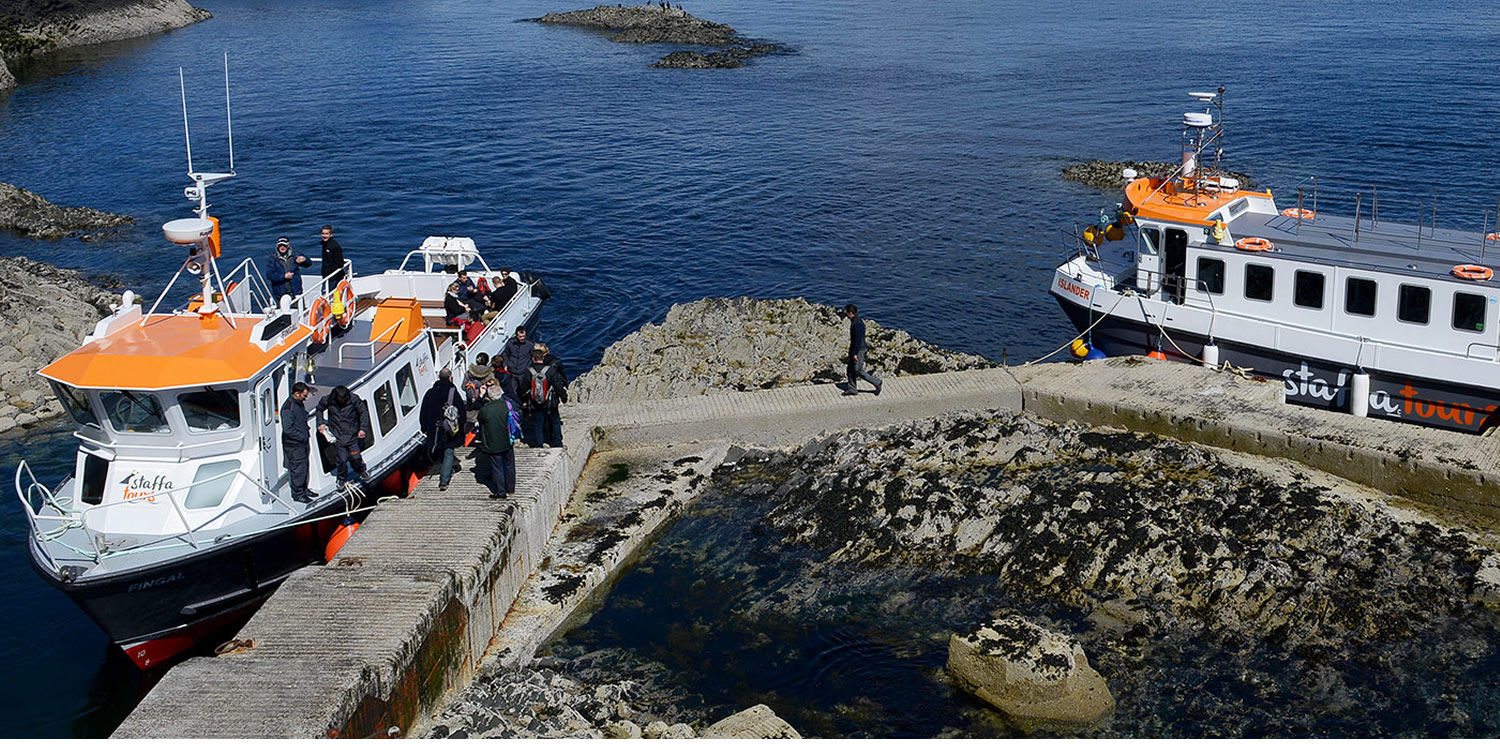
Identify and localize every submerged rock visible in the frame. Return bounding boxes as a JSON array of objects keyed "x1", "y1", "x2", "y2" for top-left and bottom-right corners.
[
  {"x1": 701, "y1": 704, "x2": 802, "y2": 739},
  {"x1": 1062, "y1": 160, "x2": 1255, "y2": 191},
  {"x1": 0, "y1": 182, "x2": 133, "y2": 239},
  {"x1": 572, "y1": 297, "x2": 993, "y2": 403},
  {"x1": 946, "y1": 615, "x2": 1114, "y2": 734}
]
